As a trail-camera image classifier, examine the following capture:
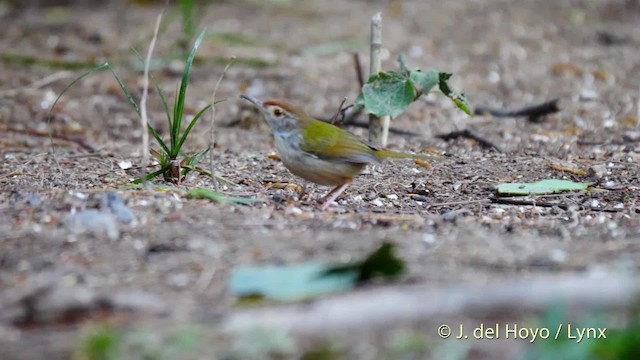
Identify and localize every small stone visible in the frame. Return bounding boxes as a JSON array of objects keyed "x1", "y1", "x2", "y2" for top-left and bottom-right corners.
[
  {"x1": 370, "y1": 198, "x2": 384, "y2": 207},
  {"x1": 386, "y1": 194, "x2": 398, "y2": 201},
  {"x1": 103, "y1": 192, "x2": 136, "y2": 224},
  {"x1": 107, "y1": 290, "x2": 167, "y2": 315},
  {"x1": 422, "y1": 233, "x2": 436, "y2": 244},
  {"x1": 549, "y1": 249, "x2": 567, "y2": 263},
  {"x1": 286, "y1": 206, "x2": 303, "y2": 215},
  {"x1": 64, "y1": 209, "x2": 119, "y2": 241},
  {"x1": 166, "y1": 273, "x2": 191, "y2": 288},
  {"x1": 118, "y1": 160, "x2": 133, "y2": 170},
  {"x1": 623, "y1": 131, "x2": 640, "y2": 142},
  {"x1": 588, "y1": 164, "x2": 609, "y2": 178},
  {"x1": 579, "y1": 89, "x2": 599, "y2": 101}
]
